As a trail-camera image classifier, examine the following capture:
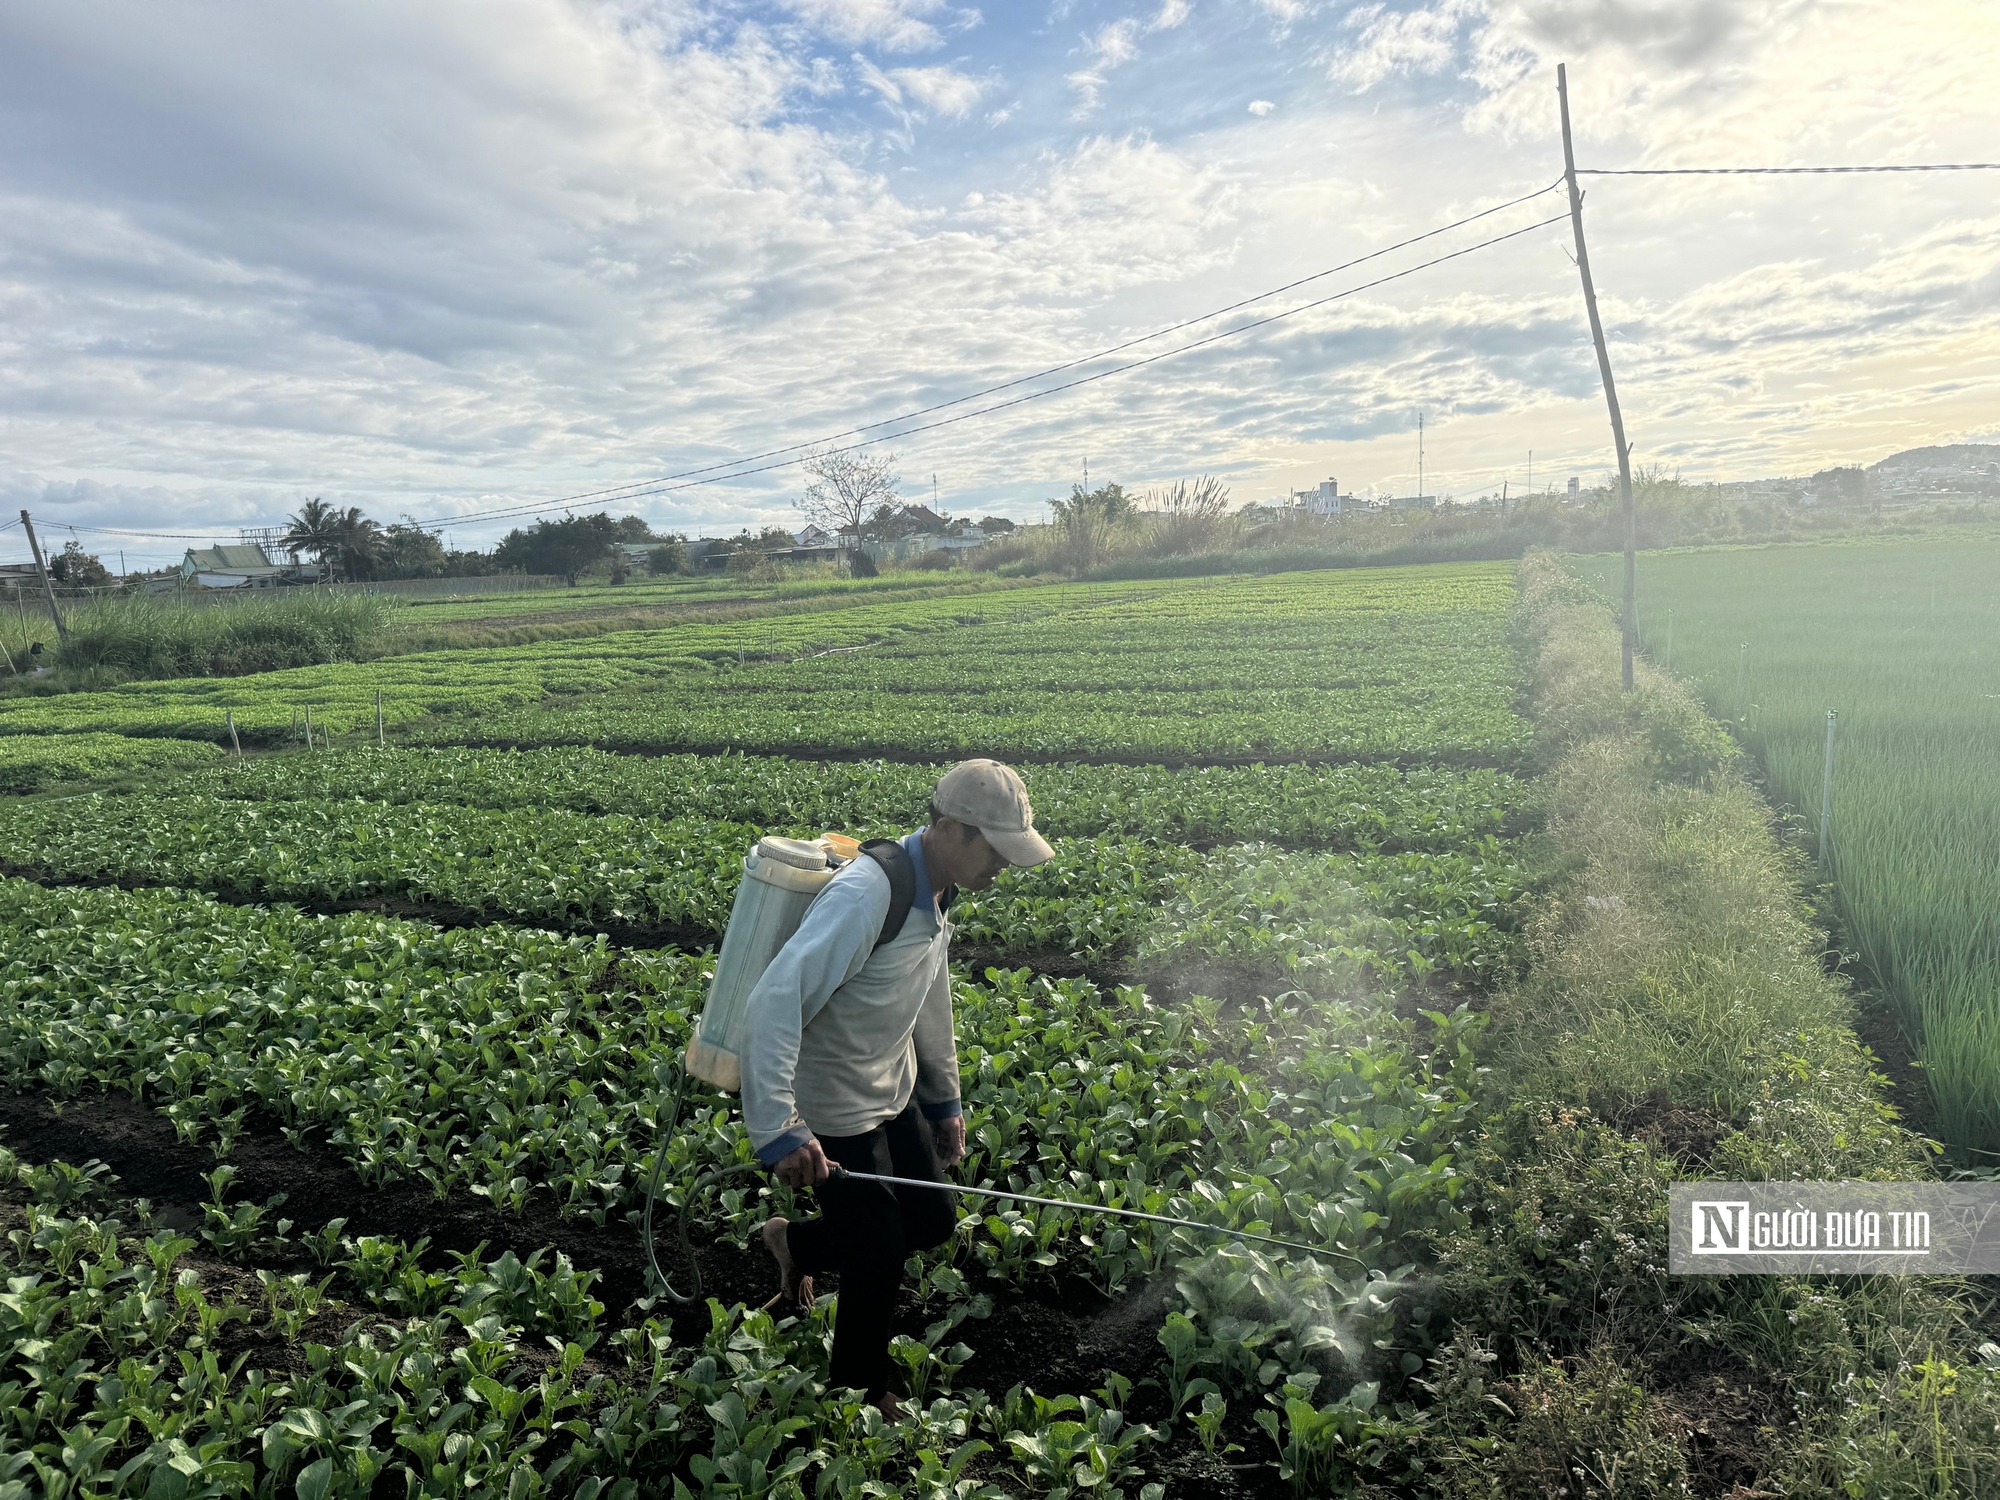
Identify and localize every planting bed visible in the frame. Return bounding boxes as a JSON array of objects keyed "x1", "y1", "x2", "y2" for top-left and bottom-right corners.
[{"x1": 0, "y1": 561, "x2": 1537, "y2": 1496}]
